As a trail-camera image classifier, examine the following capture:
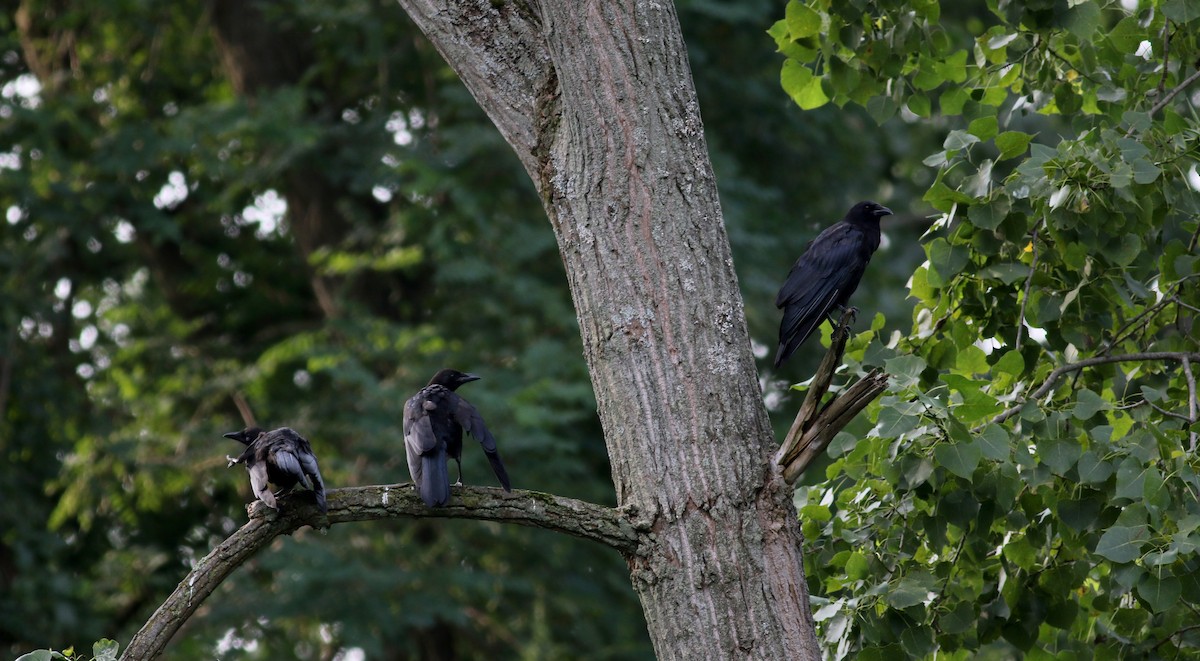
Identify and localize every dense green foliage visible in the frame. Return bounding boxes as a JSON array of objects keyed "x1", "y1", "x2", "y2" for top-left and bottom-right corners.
[
  {"x1": 775, "y1": 0, "x2": 1200, "y2": 657},
  {"x1": 1, "y1": 0, "x2": 916, "y2": 658}
]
